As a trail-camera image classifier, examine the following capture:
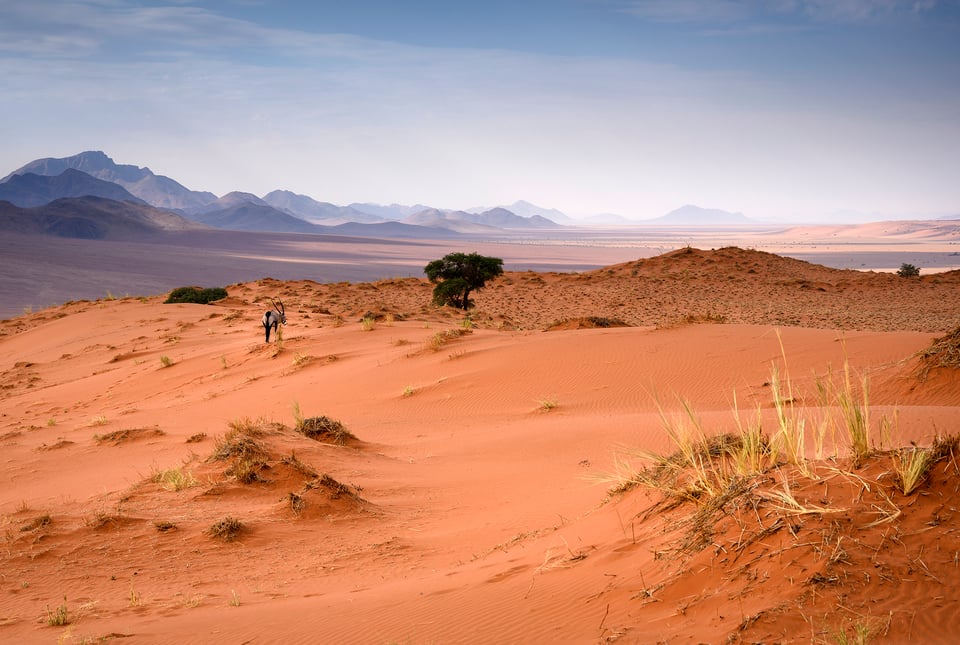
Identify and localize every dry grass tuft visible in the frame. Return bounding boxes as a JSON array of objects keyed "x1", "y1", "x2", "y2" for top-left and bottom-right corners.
[
  {"x1": 427, "y1": 327, "x2": 472, "y2": 352},
  {"x1": 94, "y1": 426, "x2": 164, "y2": 444},
  {"x1": 20, "y1": 514, "x2": 52, "y2": 532},
  {"x1": 285, "y1": 492, "x2": 306, "y2": 515},
  {"x1": 295, "y1": 415, "x2": 356, "y2": 445},
  {"x1": 305, "y1": 473, "x2": 364, "y2": 502},
  {"x1": 893, "y1": 446, "x2": 934, "y2": 495},
  {"x1": 152, "y1": 466, "x2": 199, "y2": 491},
  {"x1": 915, "y1": 325, "x2": 960, "y2": 381},
  {"x1": 86, "y1": 511, "x2": 123, "y2": 529},
  {"x1": 210, "y1": 419, "x2": 270, "y2": 484},
  {"x1": 280, "y1": 451, "x2": 319, "y2": 478},
  {"x1": 45, "y1": 597, "x2": 69, "y2": 626},
  {"x1": 207, "y1": 516, "x2": 244, "y2": 542}
]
